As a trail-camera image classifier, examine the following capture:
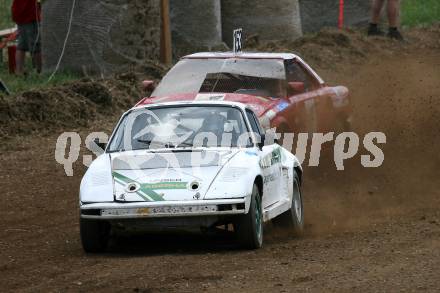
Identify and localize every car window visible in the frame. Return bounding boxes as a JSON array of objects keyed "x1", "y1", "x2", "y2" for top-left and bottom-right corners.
[
  {"x1": 107, "y1": 106, "x2": 249, "y2": 151},
  {"x1": 199, "y1": 72, "x2": 285, "y2": 98},
  {"x1": 246, "y1": 109, "x2": 263, "y2": 135},
  {"x1": 152, "y1": 58, "x2": 286, "y2": 98},
  {"x1": 285, "y1": 60, "x2": 315, "y2": 94}
]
